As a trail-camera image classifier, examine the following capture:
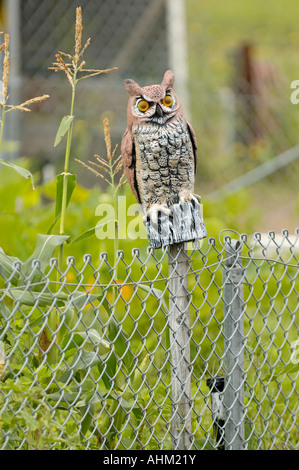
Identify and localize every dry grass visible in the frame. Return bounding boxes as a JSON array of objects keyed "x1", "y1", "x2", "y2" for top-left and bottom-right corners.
[
  {"x1": 49, "y1": 7, "x2": 117, "y2": 87},
  {"x1": 76, "y1": 118, "x2": 126, "y2": 194},
  {"x1": 0, "y1": 33, "x2": 49, "y2": 111}
]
